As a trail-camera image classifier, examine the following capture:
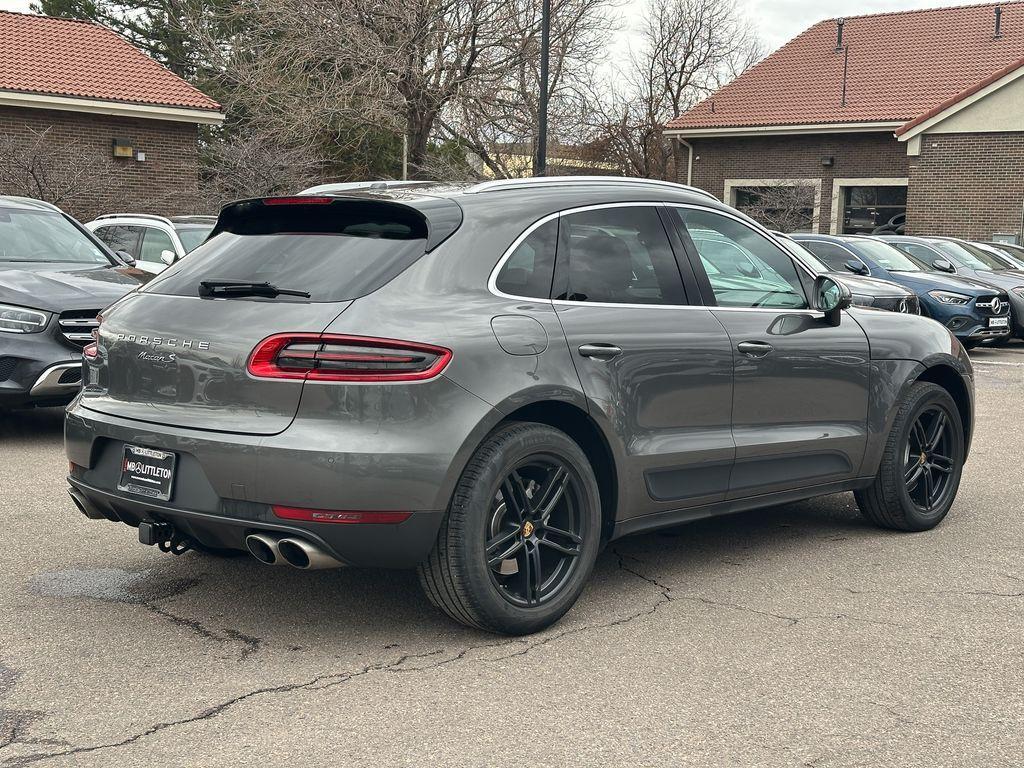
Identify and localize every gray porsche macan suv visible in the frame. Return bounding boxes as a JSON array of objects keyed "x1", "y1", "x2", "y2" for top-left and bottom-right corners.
[{"x1": 66, "y1": 178, "x2": 974, "y2": 635}]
